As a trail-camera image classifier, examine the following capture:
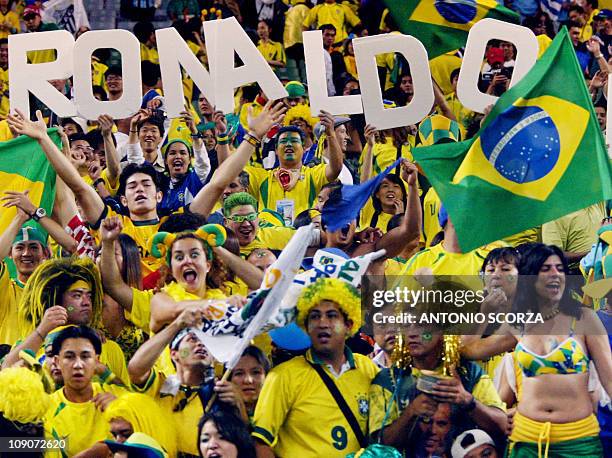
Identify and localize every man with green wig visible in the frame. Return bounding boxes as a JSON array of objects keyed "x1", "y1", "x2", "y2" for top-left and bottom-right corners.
[{"x1": 252, "y1": 277, "x2": 379, "y2": 457}]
